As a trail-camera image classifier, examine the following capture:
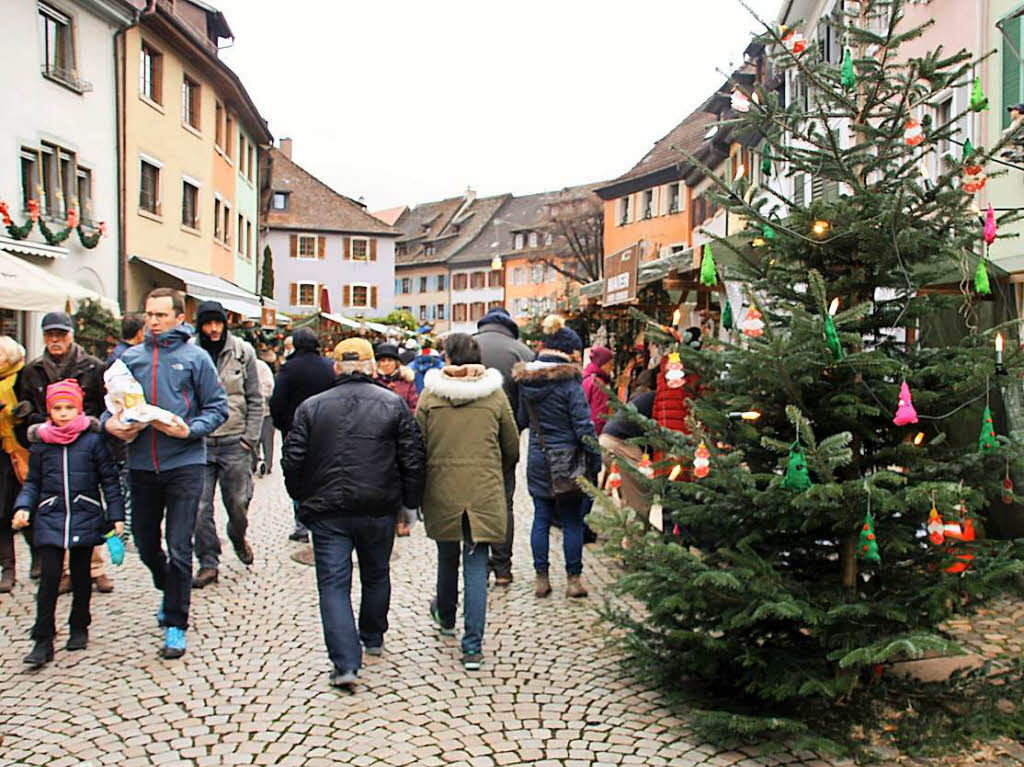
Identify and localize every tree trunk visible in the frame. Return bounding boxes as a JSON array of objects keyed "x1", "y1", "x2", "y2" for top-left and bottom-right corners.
[{"x1": 840, "y1": 533, "x2": 858, "y2": 589}]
